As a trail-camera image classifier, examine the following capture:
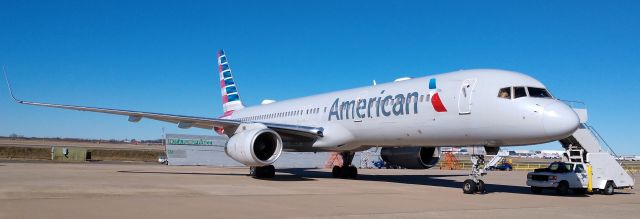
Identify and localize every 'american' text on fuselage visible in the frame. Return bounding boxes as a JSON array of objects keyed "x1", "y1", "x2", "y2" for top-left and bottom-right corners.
[{"x1": 328, "y1": 91, "x2": 422, "y2": 121}]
